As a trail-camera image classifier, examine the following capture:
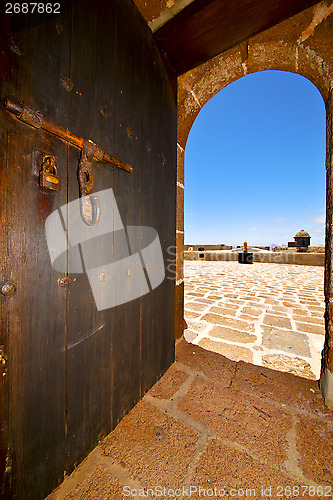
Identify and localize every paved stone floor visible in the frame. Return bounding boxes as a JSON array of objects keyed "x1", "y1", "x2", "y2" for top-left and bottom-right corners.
[
  {"x1": 184, "y1": 261, "x2": 325, "y2": 380},
  {"x1": 47, "y1": 339, "x2": 333, "y2": 499}
]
